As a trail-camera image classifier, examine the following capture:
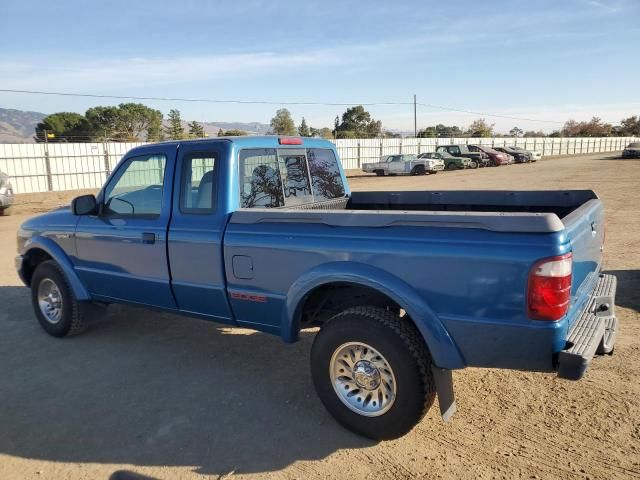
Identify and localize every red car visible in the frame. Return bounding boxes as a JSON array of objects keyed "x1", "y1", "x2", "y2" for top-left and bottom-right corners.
[{"x1": 468, "y1": 145, "x2": 510, "y2": 166}]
